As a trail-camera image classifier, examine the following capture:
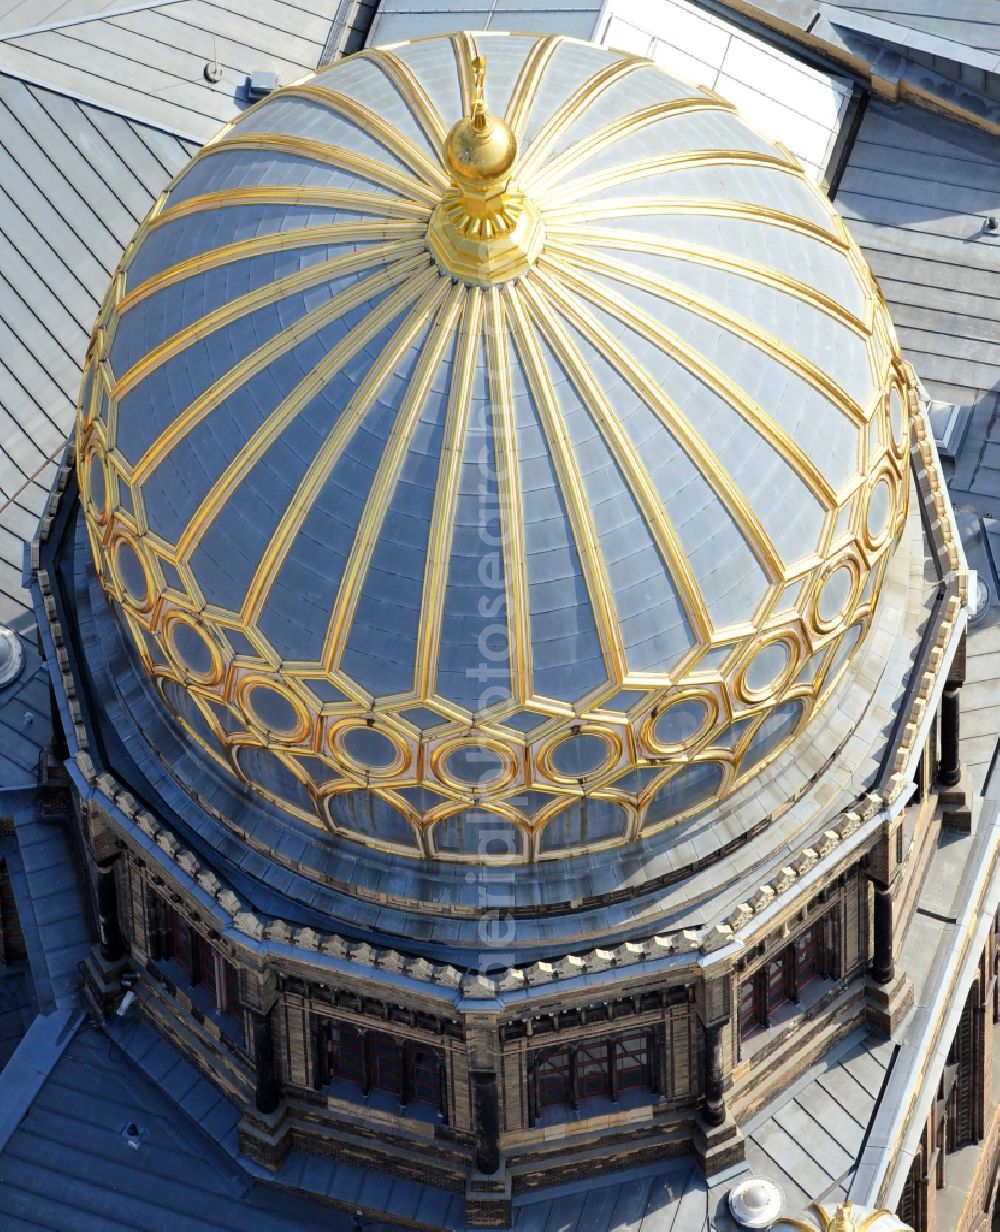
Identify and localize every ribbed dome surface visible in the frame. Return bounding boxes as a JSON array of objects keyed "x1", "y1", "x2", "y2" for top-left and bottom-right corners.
[{"x1": 78, "y1": 31, "x2": 910, "y2": 863}]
